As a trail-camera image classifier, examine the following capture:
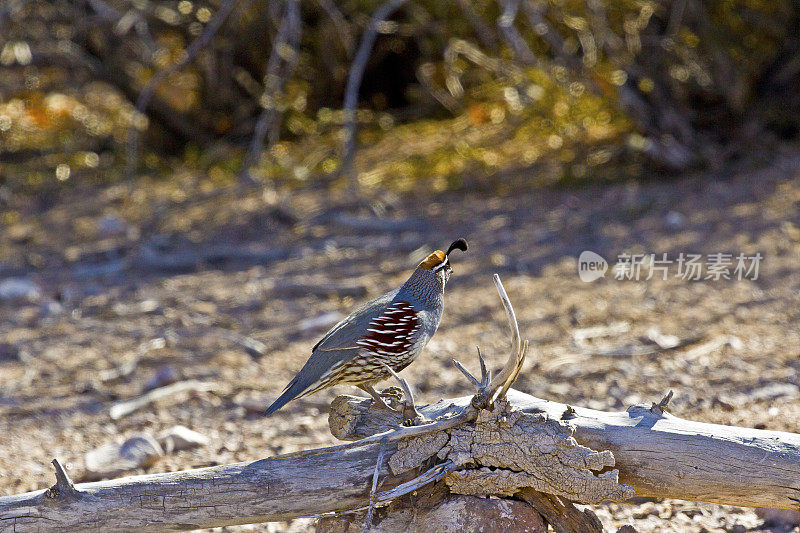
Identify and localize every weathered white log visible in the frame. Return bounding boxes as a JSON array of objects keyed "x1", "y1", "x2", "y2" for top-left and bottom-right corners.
[
  {"x1": 330, "y1": 388, "x2": 800, "y2": 510},
  {"x1": 0, "y1": 445, "x2": 399, "y2": 533},
  {"x1": 0, "y1": 393, "x2": 628, "y2": 533}
]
